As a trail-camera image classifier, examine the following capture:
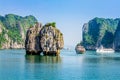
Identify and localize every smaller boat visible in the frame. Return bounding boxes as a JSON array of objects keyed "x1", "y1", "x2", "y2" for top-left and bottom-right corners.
[
  {"x1": 75, "y1": 44, "x2": 85, "y2": 54},
  {"x1": 96, "y1": 45, "x2": 114, "y2": 53}
]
